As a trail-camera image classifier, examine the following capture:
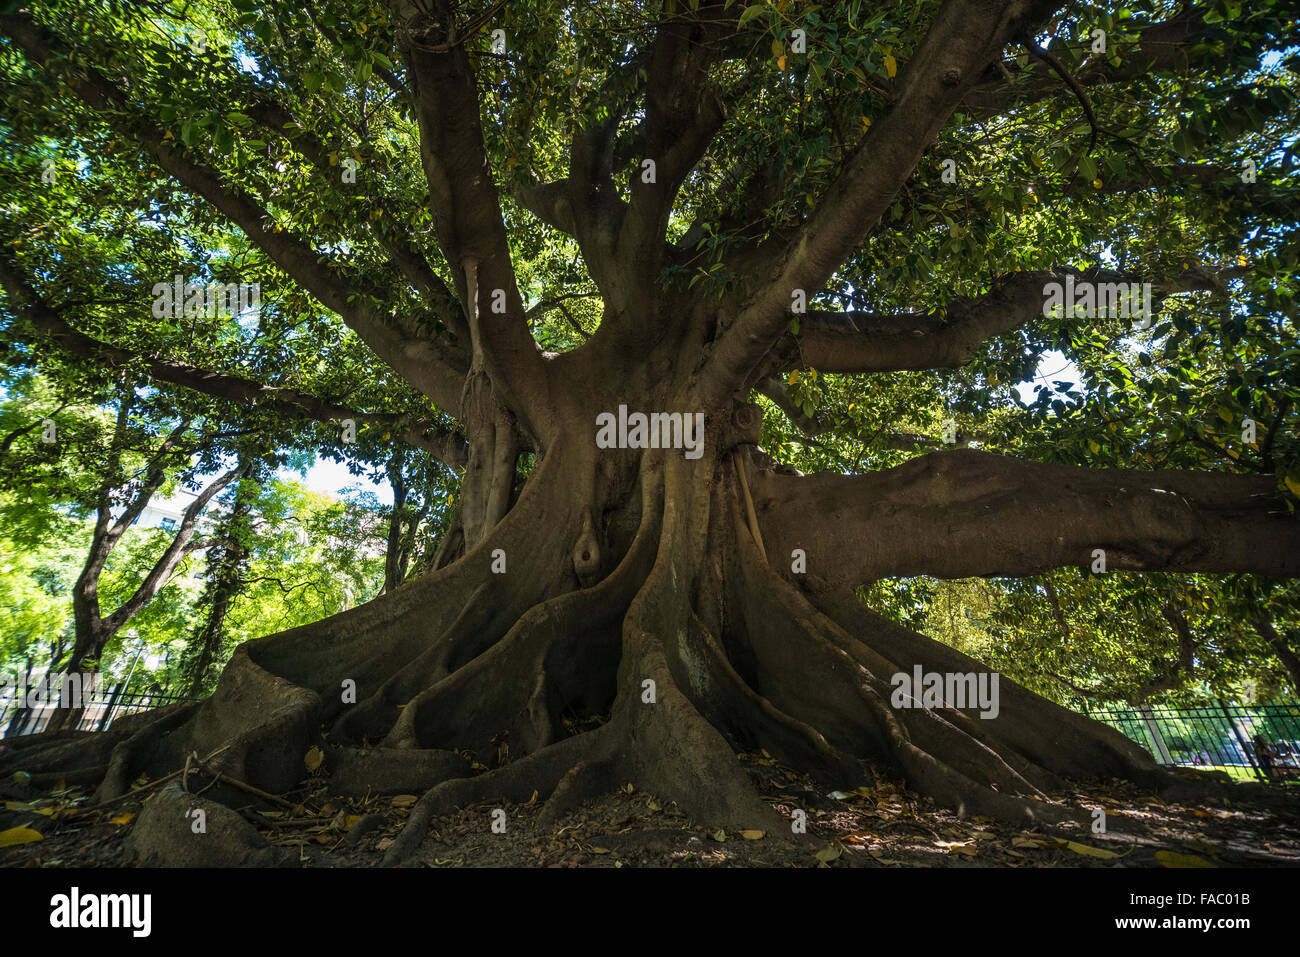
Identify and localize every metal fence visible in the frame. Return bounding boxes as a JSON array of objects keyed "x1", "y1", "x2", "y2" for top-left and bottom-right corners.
[
  {"x1": 0, "y1": 684, "x2": 193, "y2": 737},
  {"x1": 4, "y1": 678, "x2": 1298, "y2": 787},
  {"x1": 1082, "y1": 700, "x2": 1300, "y2": 783}
]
